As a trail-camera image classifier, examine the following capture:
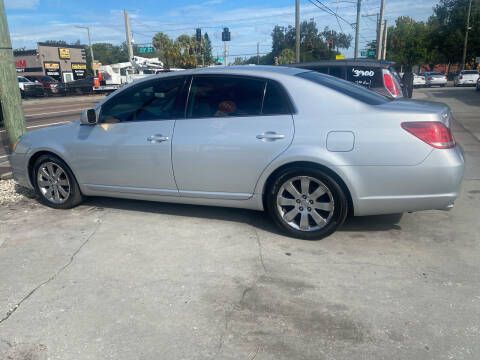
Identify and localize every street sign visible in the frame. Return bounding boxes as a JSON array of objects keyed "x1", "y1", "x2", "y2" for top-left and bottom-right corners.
[
  {"x1": 139, "y1": 46, "x2": 154, "y2": 54},
  {"x1": 361, "y1": 50, "x2": 376, "y2": 57},
  {"x1": 217, "y1": 57, "x2": 224, "y2": 62},
  {"x1": 336, "y1": 54, "x2": 345, "y2": 60}
]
